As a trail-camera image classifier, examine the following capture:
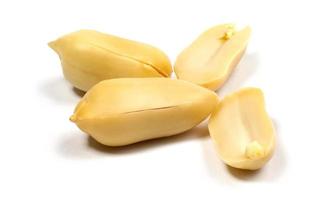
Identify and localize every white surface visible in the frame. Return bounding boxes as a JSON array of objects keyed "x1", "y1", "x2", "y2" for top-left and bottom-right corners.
[{"x1": 0, "y1": 0, "x2": 312, "y2": 199}]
